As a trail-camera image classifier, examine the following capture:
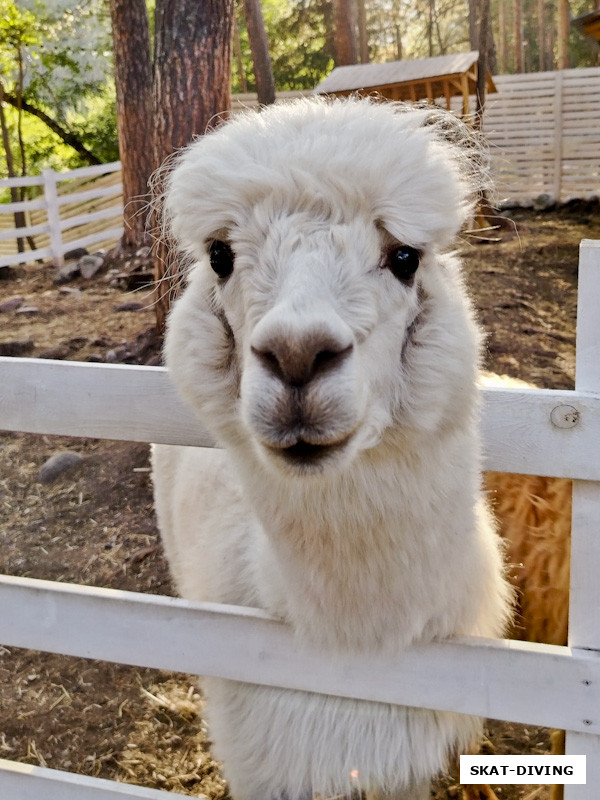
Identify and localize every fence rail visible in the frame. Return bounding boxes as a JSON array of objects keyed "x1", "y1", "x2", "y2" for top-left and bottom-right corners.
[{"x1": 0, "y1": 239, "x2": 599, "y2": 798}]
